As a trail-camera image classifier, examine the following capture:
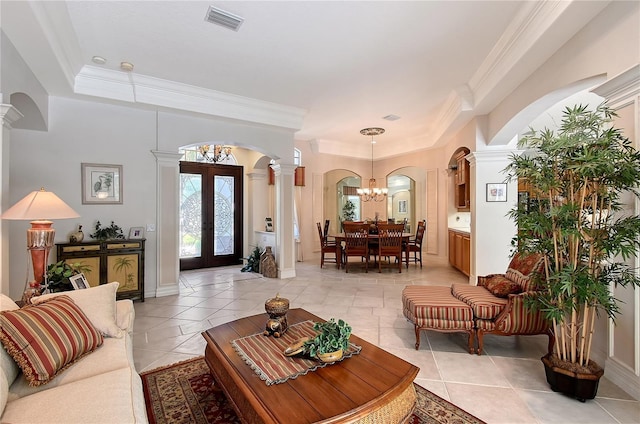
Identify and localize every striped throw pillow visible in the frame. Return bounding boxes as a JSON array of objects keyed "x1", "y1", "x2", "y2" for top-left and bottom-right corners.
[{"x1": 0, "y1": 295, "x2": 103, "y2": 386}]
